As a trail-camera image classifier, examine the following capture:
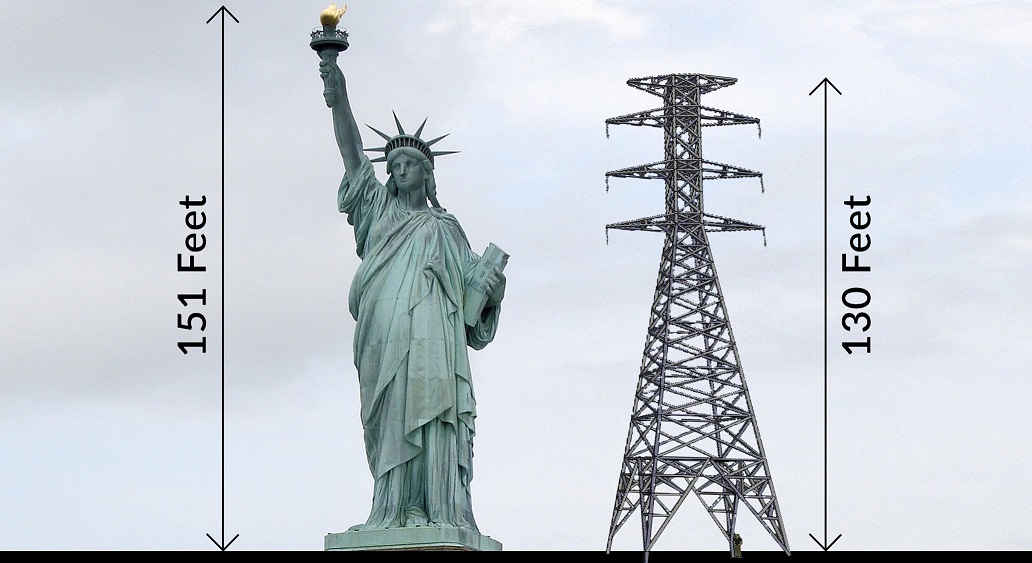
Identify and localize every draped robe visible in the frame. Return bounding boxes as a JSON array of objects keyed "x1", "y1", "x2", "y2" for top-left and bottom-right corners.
[{"x1": 338, "y1": 155, "x2": 500, "y2": 531}]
